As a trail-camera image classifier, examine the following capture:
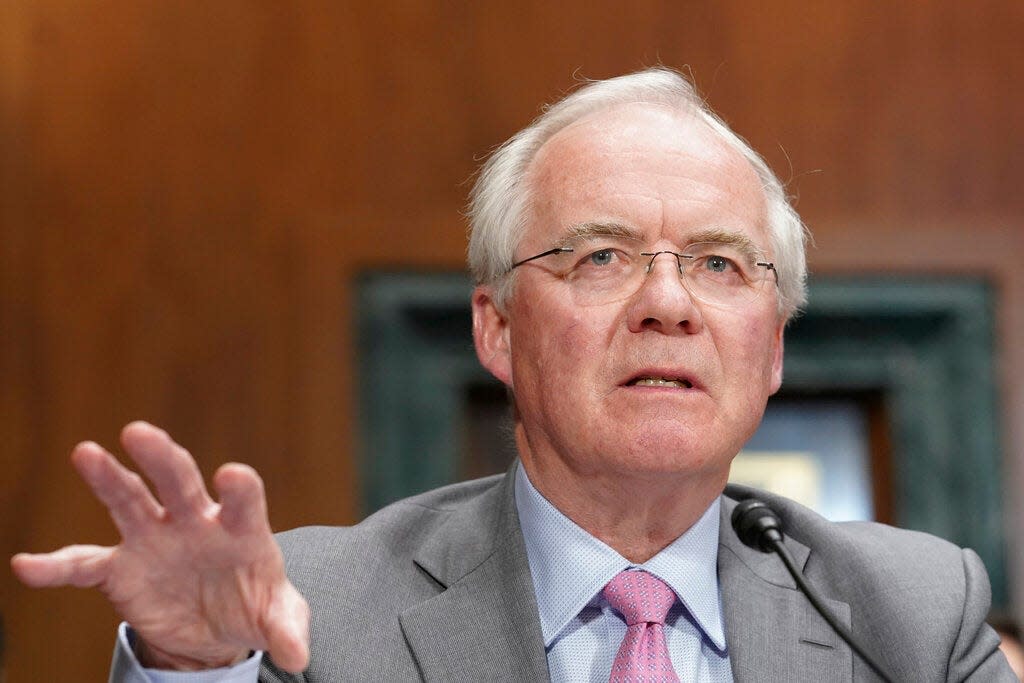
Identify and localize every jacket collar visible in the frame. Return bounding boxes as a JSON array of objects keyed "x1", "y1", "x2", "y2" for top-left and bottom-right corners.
[{"x1": 399, "y1": 463, "x2": 550, "y2": 681}]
